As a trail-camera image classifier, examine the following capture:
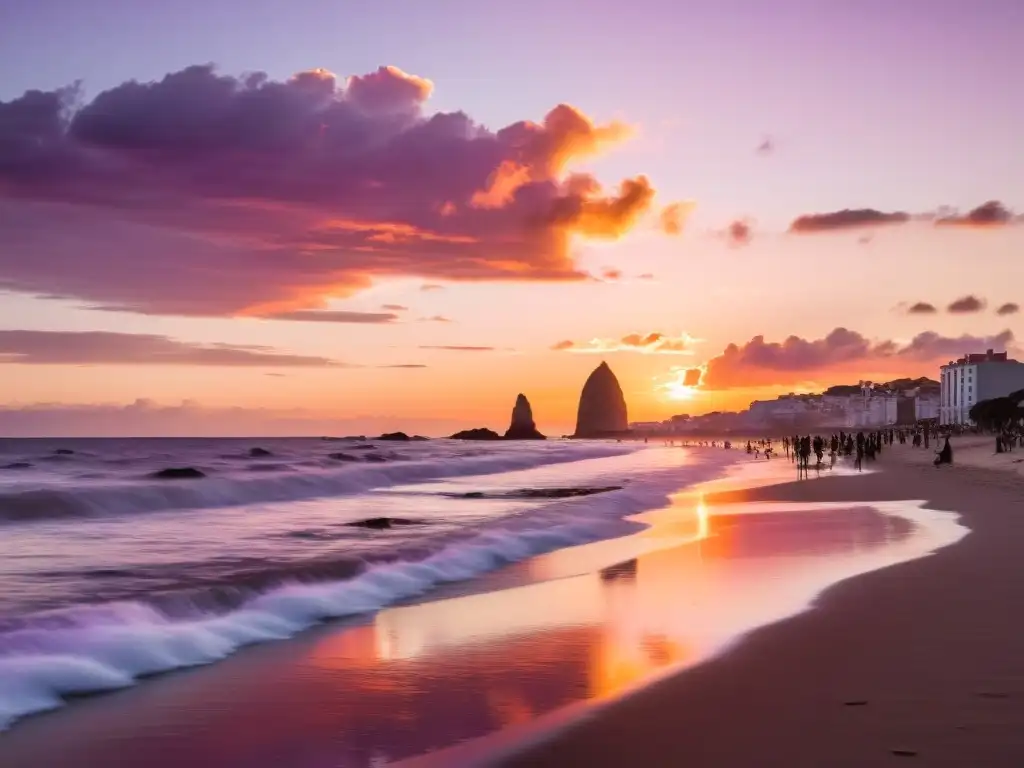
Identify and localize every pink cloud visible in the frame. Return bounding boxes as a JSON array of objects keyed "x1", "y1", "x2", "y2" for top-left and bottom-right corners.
[
  {"x1": 697, "y1": 328, "x2": 1015, "y2": 389},
  {"x1": 0, "y1": 65, "x2": 667, "y2": 317}
]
